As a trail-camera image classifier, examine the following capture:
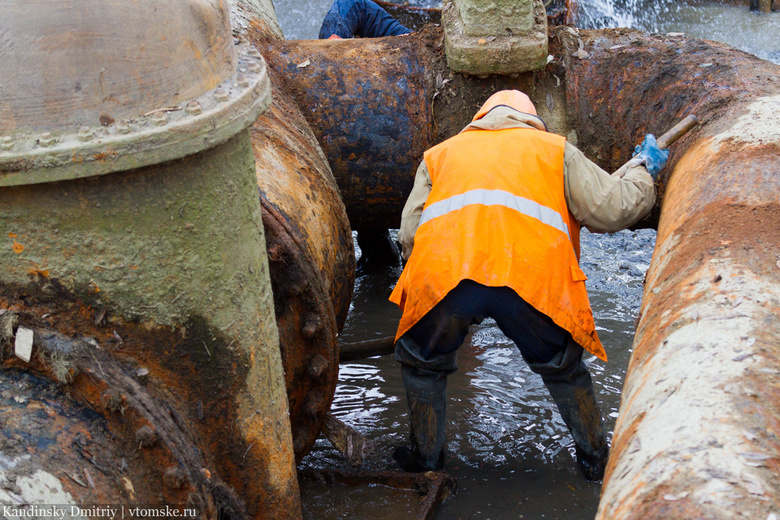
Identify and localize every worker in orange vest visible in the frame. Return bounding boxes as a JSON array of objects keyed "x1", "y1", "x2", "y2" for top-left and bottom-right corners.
[{"x1": 389, "y1": 90, "x2": 667, "y2": 480}]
